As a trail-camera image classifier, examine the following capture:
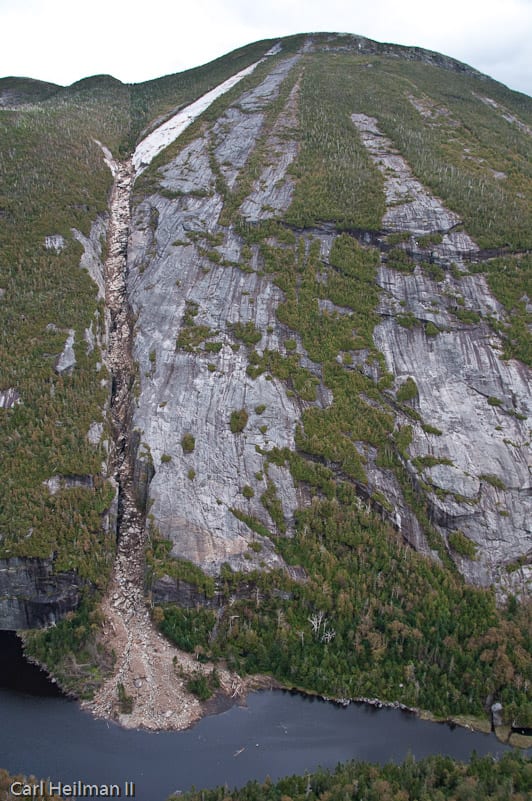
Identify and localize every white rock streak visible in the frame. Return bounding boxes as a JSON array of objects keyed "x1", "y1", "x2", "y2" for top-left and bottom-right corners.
[{"x1": 132, "y1": 57, "x2": 270, "y2": 173}]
